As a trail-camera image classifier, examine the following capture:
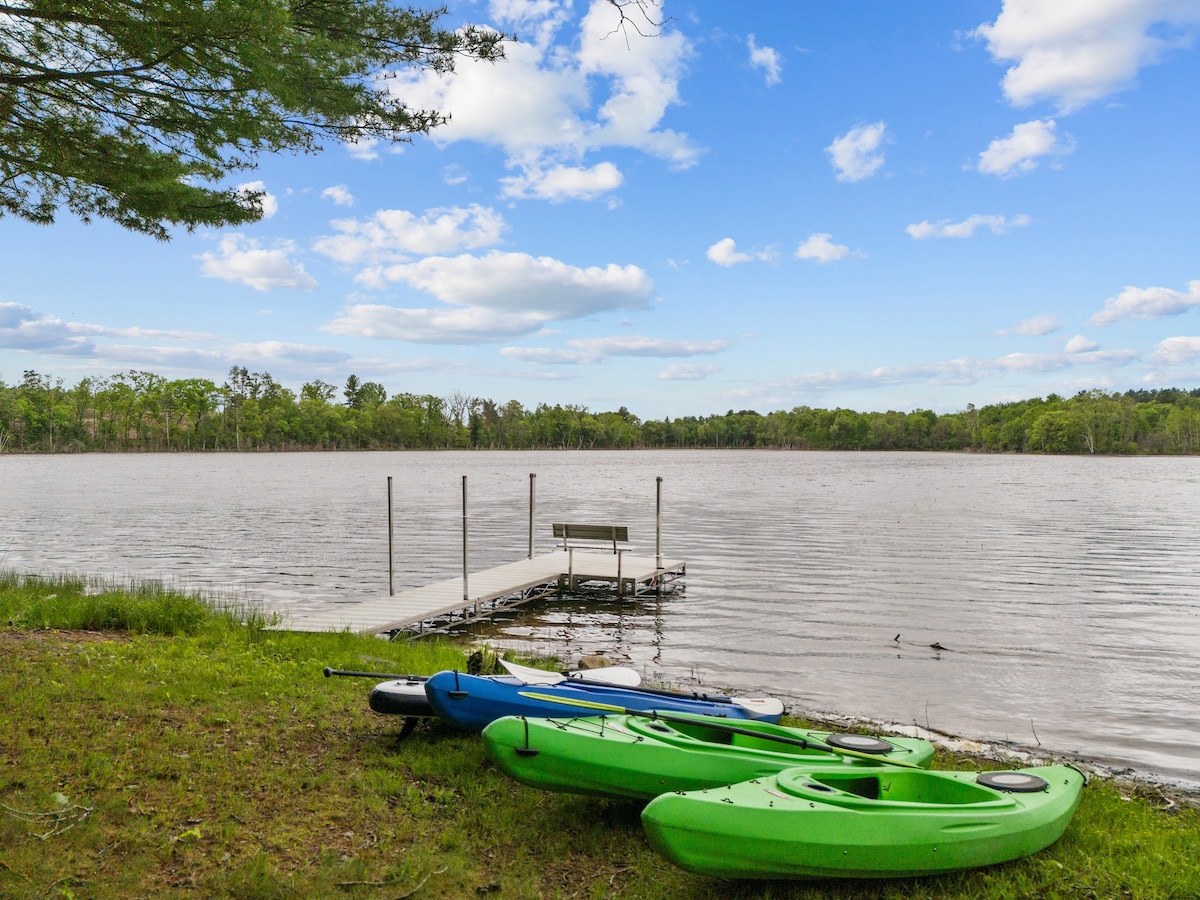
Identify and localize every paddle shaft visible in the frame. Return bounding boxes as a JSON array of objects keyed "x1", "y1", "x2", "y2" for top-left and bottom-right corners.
[
  {"x1": 575, "y1": 680, "x2": 729, "y2": 702},
  {"x1": 324, "y1": 667, "x2": 426, "y2": 681},
  {"x1": 516, "y1": 691, "x2": 924, "y2": 769}
]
